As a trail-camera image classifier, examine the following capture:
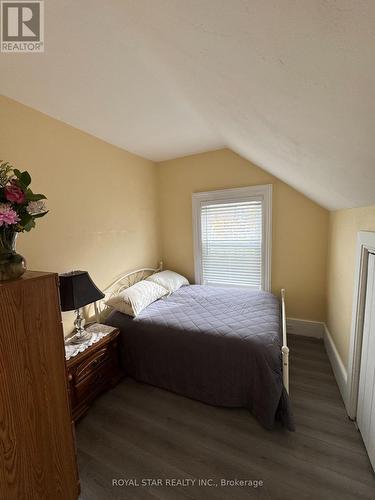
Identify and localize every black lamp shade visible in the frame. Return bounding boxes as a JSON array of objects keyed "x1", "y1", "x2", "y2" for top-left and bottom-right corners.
[{"x1": 59, "y1": 271, "x2": 105, "y2": 312}]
